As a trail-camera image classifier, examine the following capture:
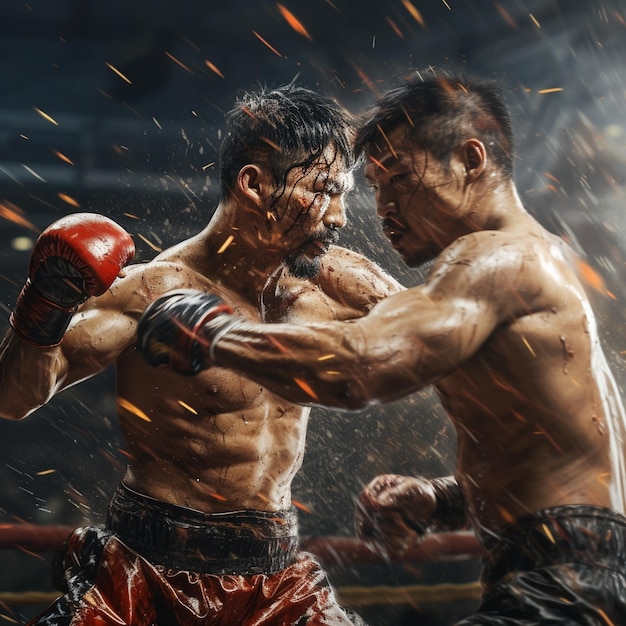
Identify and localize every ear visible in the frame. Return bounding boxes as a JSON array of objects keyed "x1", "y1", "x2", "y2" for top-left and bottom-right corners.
[
  {"x1": 461, "y1": 139, "x2": 487, "y2": 182},
  {"x1": 237, "y1": 164, "x2": 272, "y2": 209}
]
